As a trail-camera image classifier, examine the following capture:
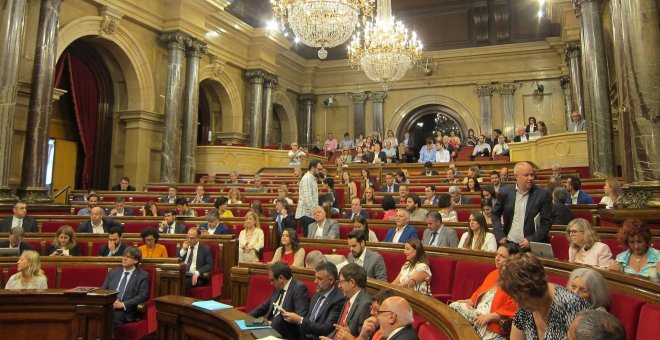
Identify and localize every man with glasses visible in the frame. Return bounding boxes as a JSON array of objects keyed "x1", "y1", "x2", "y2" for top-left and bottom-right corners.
[
  {"x1": 359, "y1": 296, "x2": 419, "y2": 340},
  {"x1": 296, "y1": 160, "x2": 324, "y2": 236},
  {"x1": 77, "y1": 206, "x2": 122, "y2": 233},
  {"x1": 327, "y1": 263, "x2": 372, "y2": 338},
  {"x1": 178, "y1": 227, "x2": 213, "y2": 288},
  {"x1": 100, "y1": 247, "x2": 150, "y2": 329},
  {"x1": 568, "y1": 111, "x2": 586, "y2": 132}
]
